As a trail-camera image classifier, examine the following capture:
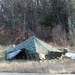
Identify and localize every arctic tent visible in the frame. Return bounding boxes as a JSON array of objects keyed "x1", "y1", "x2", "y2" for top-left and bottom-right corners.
[{"x1": 5, "y1": 36, "x2": 62, "y2": 60}]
